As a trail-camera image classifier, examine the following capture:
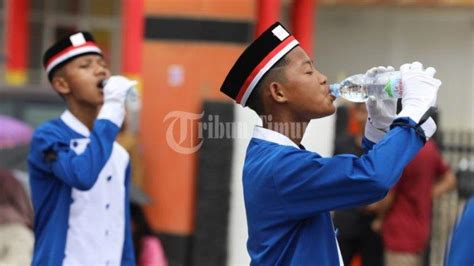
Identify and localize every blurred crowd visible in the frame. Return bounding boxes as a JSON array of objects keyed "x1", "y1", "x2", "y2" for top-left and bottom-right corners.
[{"x1": 332, "y1": 102, "x2": 462, "y2": 266}]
